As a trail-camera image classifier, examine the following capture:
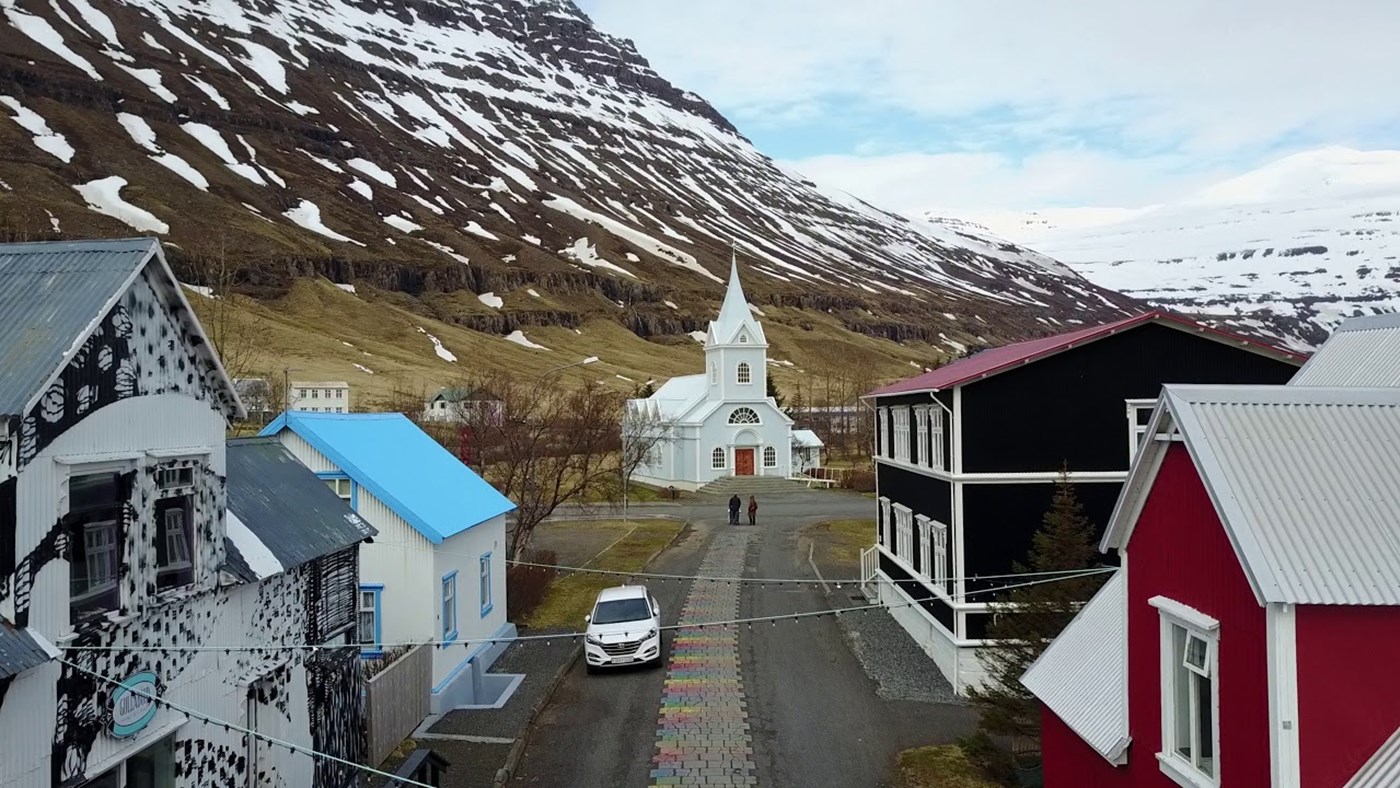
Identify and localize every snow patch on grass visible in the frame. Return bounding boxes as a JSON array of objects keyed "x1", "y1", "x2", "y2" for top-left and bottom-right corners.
[
  {"x1": 182, "y1": 122, "x2": 266, "y2": 184},
  {"x1": 527, "y1": 288, "x2": 541, "y2": 297},
  {"x1": 236, "y1": 39, "x2": 289, "y2": 93},
  {"x1": 523, "y1": 234, "x2": 541, "y2": 245},
  {"x1": 116, "y1": 65, "x2": 176, "y2": 102},
  {"x1": 335, "y1": 283, "x2": 356, "y2": 294},
  {"x1": 3, "y1": 6, "x2": 102, "y2": 81},
  {"x1": 478, "y1": 292, "x2": 503, "y2": 308},
  {"x1": 421, "y1": 240, "x2": 469, "y2": 265},
  {"x1": 347, "y1": 180, "x2": 372, "y2": 200},
  {"x1": 663, "y1": 300, "x2": 678, "y2": 309},
  {"x1": 73, "y1": 177, "x2": 168, "y2": 233},
  {"x1": 1, "y1": 96, "x2": 75, "y2": 162},
  {"x1": 353, "y1": 363, "x2": 374, "y2": 375},
  {"x1": 545, "y1": 195, "x2": 719, "y2": 283},
  {"x1": 464, "y1": 221, "x2": 498, "y2": 240},
  {"x1": 561, "y1": 237, "x2": 635, "y2": 278},
  {"x1": 384, "y1": 214, "x2": 422, "y2": 233},
  {"x1": 348, "y1": 157, "x2": 396, "y2": 187},
  {"x1": 417, "y1": 327, "x2": 457, "y2": 362},
  {"x1": 141, "y1": 32, "x2": 169, "y2": 53},
  {"x1": 283, "y1": 199, "x2": 363, "y2": 246},
  {"x1": 504, "y1": 330, "x2": 549, "y2": 350},
  {"x1": 184, "y1": 75, "x2": 230, "y2": 110},
  {"x1": 688, "y1": 331, "x2": 706, "y2": 343}
]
